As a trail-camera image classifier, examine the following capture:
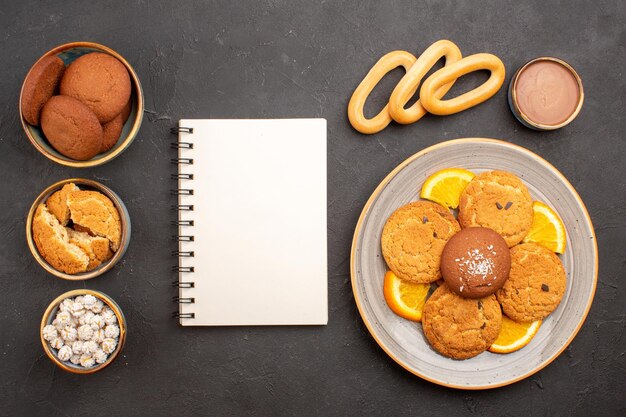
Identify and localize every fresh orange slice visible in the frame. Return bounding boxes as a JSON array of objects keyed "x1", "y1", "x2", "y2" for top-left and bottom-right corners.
[
  {"x1": 383, "y1": 271, "x2": 430, "y2": 321},
  {"x1": 489, "y1": 316, "x2": 542, "y2": 354},
  {"x1": 523, "y1": 201, "x2": 567, "y2": 253},
  {"x1": 419, "y1": 168, "x2": 475, "y2": 209}
]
